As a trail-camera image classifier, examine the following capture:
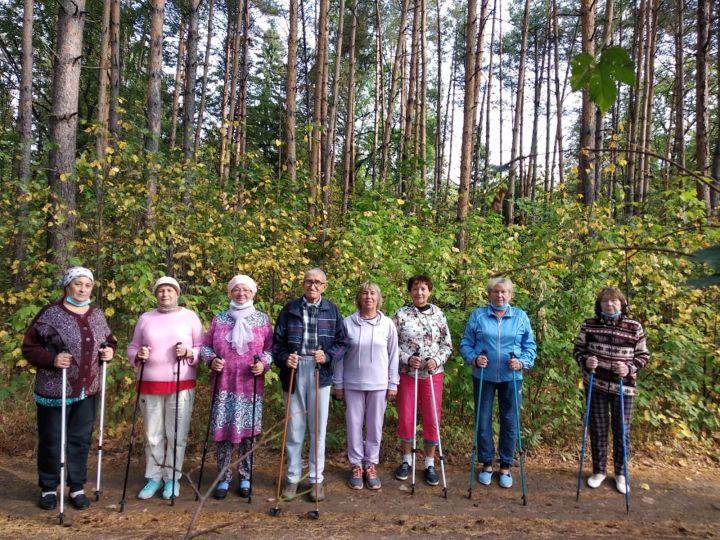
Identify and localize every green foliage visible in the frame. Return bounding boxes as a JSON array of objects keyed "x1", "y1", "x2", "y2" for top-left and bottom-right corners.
[
  {"x1": 571, "y1": 46, "x2": 635, "y2": 114},
  {"x1": 1, "y1": 114, "x2": 719, "y2": 456}
]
